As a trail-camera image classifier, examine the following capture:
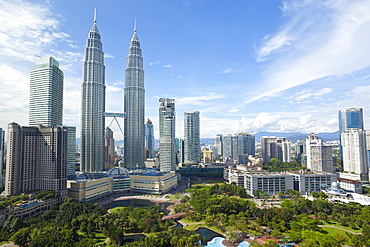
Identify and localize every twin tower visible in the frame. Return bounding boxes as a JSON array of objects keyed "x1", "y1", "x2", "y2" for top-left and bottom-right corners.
[{"x1": 80, "y1": 16, "x2": 145, "y2": 172}]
